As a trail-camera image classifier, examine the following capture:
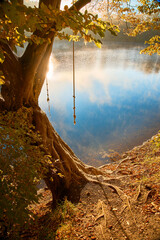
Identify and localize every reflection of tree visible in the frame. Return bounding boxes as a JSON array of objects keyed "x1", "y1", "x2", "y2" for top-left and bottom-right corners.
[
  {"x1": 44, "y1": 42, "x2": 160, "y2": 169},
  {"x1": 138, "y1": 59, "x2": 160, "y2": 74},
  {"x1": 53, "y1": 42, "x2": 160, "y2": 75},
  {"x1": 104, "y1": 46, "x2": 160, "y2": 75}
]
